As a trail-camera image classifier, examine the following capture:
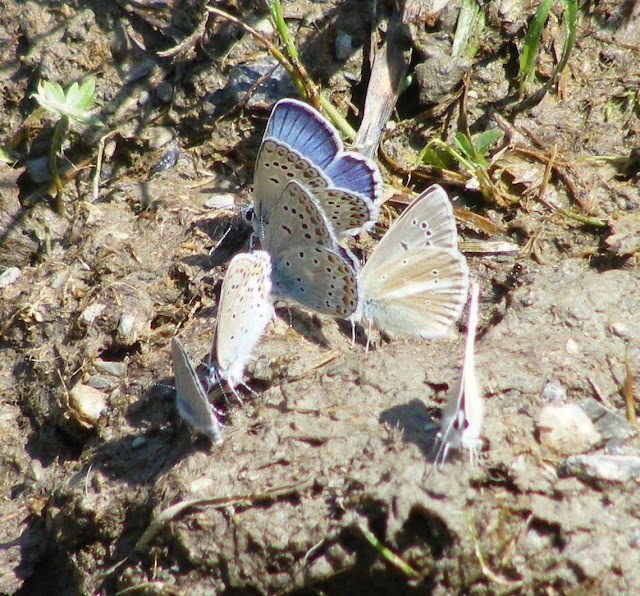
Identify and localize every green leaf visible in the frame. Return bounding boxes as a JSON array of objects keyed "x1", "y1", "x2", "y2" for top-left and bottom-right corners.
[
  {"x1": 475, "y1": 129, "x2": 503, "y2": 156},
  {"x1": 518, "y1": 0, "x2": 553, "y2": 88},
  {"x1": 32, "y1": 78, "x2": 102, "y2": 126},
  {"x1": 452, "y1": 0, "x2": 485, "y2": 59},
  {"x1": 454, "y1": 132, "x2": 475, "y2": 160}
]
